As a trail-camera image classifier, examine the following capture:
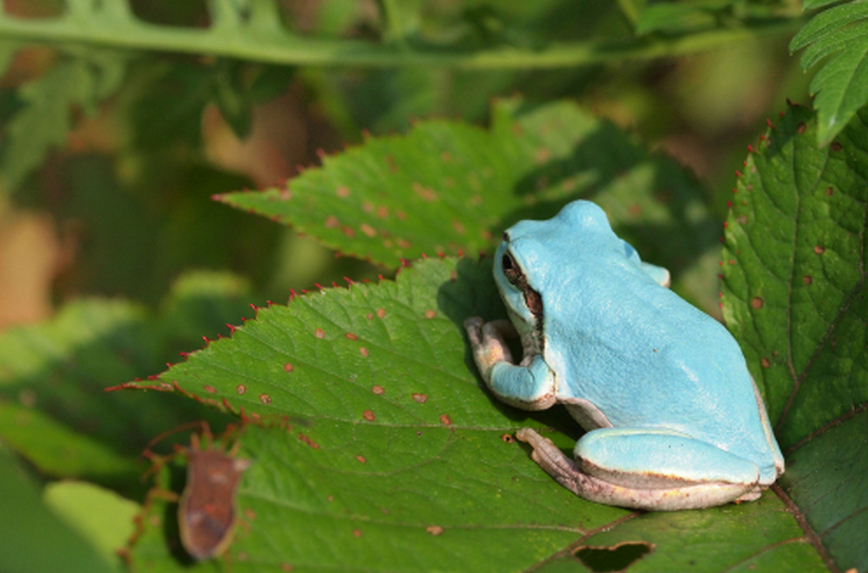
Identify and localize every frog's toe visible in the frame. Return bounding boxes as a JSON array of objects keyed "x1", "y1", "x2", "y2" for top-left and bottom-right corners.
[{"x1": 463, "y1": 316, "x2": 484, "y2": 334}]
